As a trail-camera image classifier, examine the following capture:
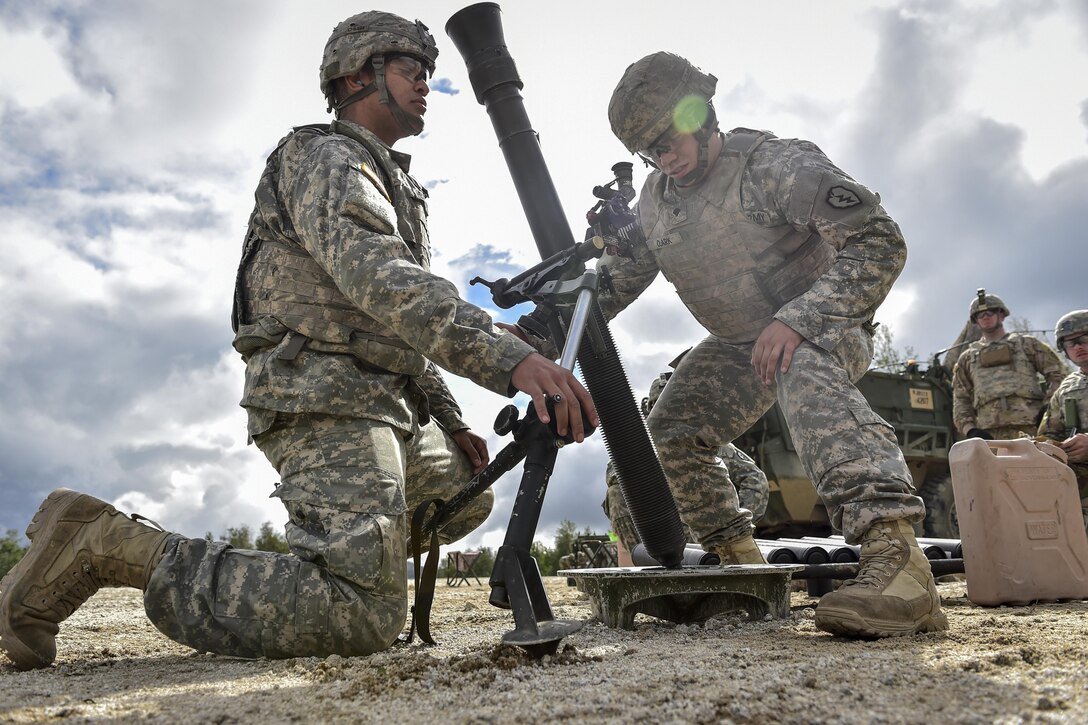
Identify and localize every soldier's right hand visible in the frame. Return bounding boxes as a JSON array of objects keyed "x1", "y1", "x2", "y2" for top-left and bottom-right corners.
[
  {"x1": 1061, "y1": 432, "x2": 1088, "y2": 463},
  {"x1": 510, "y1": 353, "x2": 598, "y2": 442},
  {"x1": 496, "y1": 322, "x2": 529, "y2": 342}
]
